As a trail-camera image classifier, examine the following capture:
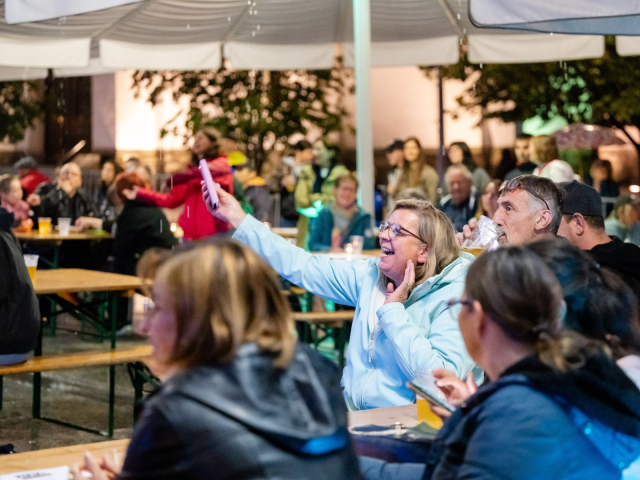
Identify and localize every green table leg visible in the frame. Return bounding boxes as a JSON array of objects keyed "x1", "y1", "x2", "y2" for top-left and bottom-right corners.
[{"x1": 110, "y1": 295, "x2": 118, "y2": 350}]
